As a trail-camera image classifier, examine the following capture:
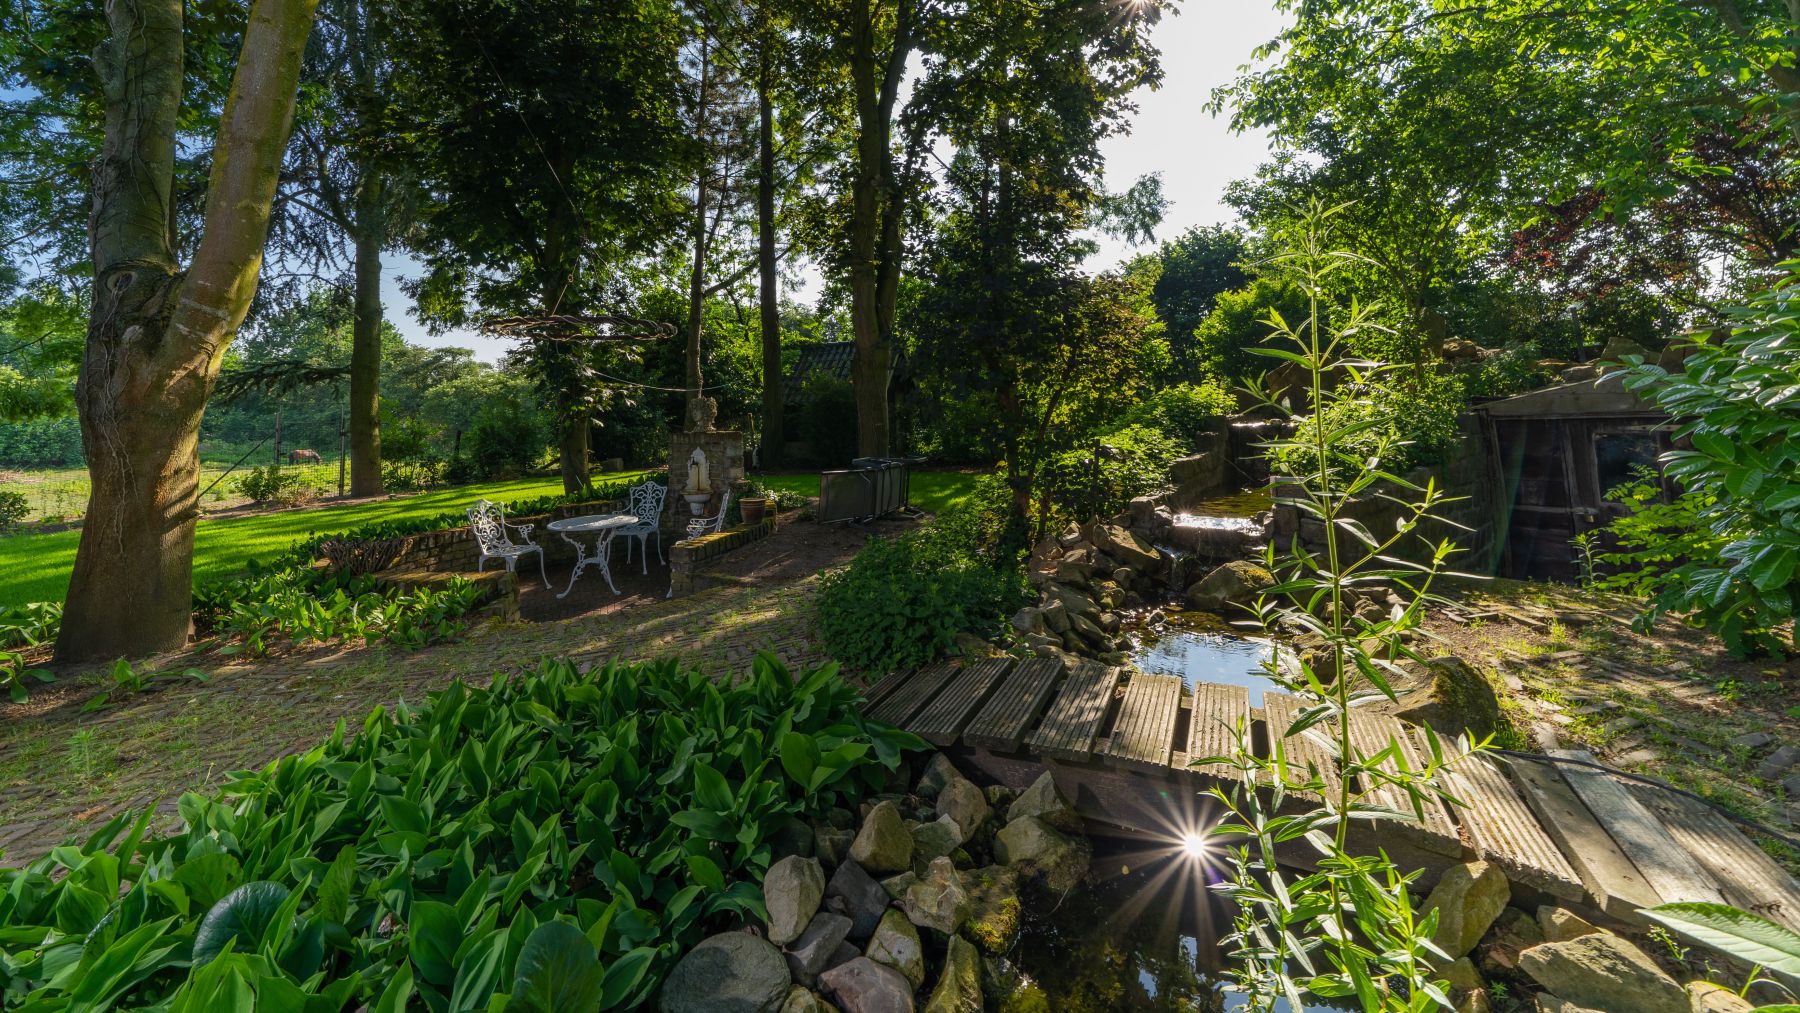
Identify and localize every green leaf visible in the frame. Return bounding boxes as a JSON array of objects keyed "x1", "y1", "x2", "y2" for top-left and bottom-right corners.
[
  {"x1": 599, "y1": 947, "x2": 656, "y2": 1009},
  {"x1": 509, "y1": 920, "x2": 605, "y2": 1013},
  {"x1": 408, "y1": 900, "x2": 464, "y2": 986},
  {"x1": 193, "y1": 881, "x2": 292, "y2": 966},
  {"x1": 692, "y1": 762, "x2": 733, "y2": 812},
  {"x1": 777, "y1": 731, "x2": 819, "y2": 790},
  {"x1": 1641, "y1": 902, "x2": 1800, "y2": 976}
]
